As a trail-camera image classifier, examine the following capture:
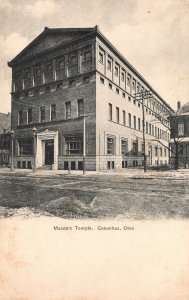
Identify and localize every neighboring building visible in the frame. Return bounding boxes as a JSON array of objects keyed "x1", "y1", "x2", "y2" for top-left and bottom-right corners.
[
  {"x1": 8, "y1": 26, "x2": 173, "y2": 171},
  {"x1": 169, "y1": 102, "x2": 189, "y2": 169},
  {"x1": 0, "y1": 112, "x2": 11, "y2": 166}
]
